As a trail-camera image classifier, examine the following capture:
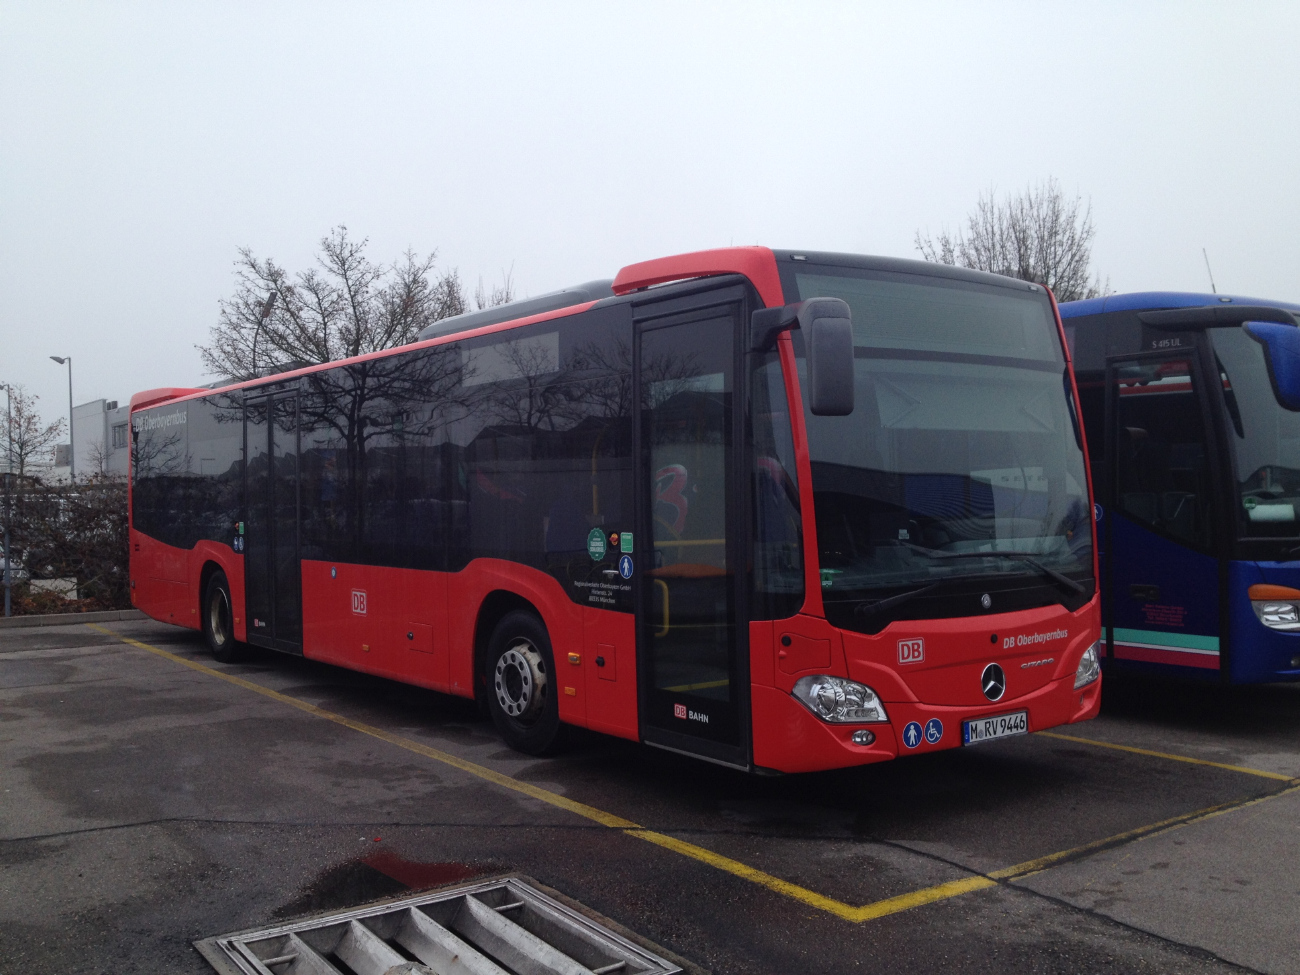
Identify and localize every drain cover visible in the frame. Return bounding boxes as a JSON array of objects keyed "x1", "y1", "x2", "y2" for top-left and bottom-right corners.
[{"x1": 196, "y1": 876, "x2": 683, "y2": 975}]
